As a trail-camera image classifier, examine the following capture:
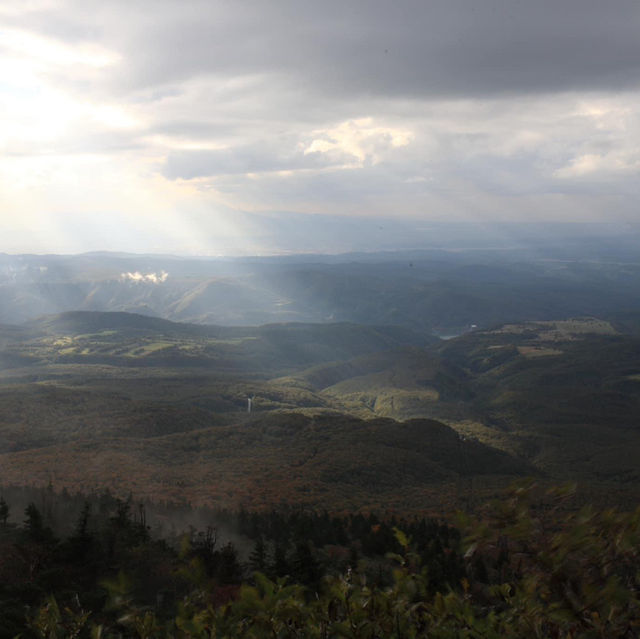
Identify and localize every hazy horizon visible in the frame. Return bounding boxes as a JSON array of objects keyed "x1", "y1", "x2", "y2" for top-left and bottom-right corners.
[{"x1": 3, "y1": 218, "x2": 640, "y2": 259}]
